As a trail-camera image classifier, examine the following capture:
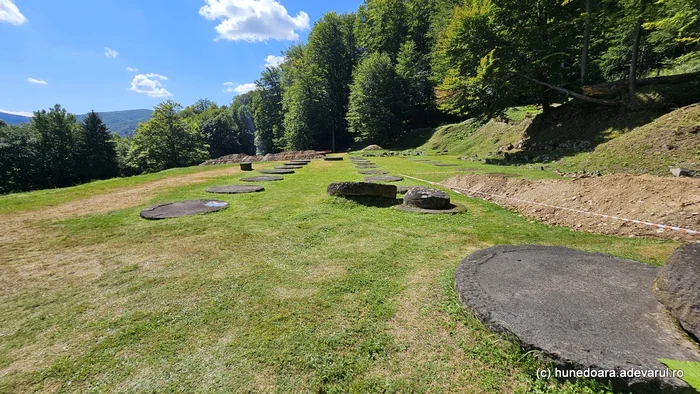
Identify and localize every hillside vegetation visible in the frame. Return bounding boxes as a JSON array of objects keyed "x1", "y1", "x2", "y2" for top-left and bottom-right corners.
[
  {"x1": 561, "y1": 104, "x2": 700, "y2": 175},
  {"x1": 416, "y1": 85, "x2": 700, "y2": 176}
]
